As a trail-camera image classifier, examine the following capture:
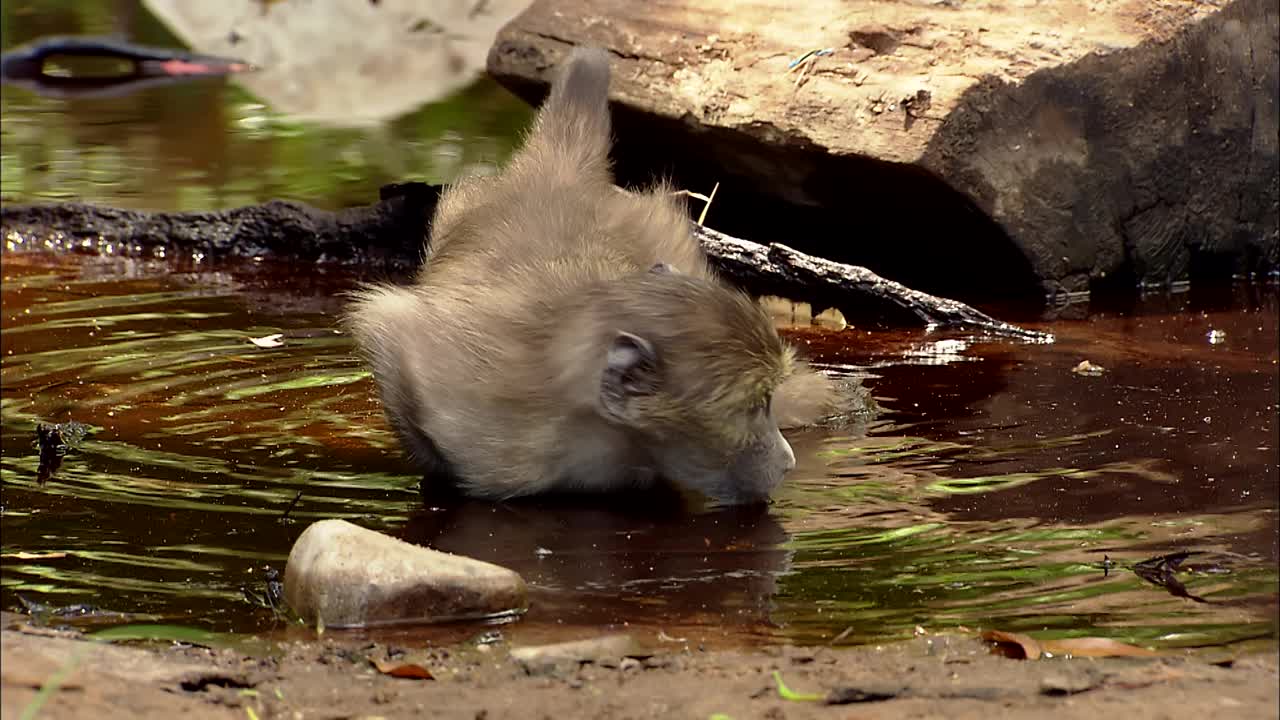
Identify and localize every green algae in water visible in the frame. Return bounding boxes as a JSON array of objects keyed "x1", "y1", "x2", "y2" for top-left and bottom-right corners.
[{"x1": 775, "y1": 515, "x2": 1278, "y2": 649}]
